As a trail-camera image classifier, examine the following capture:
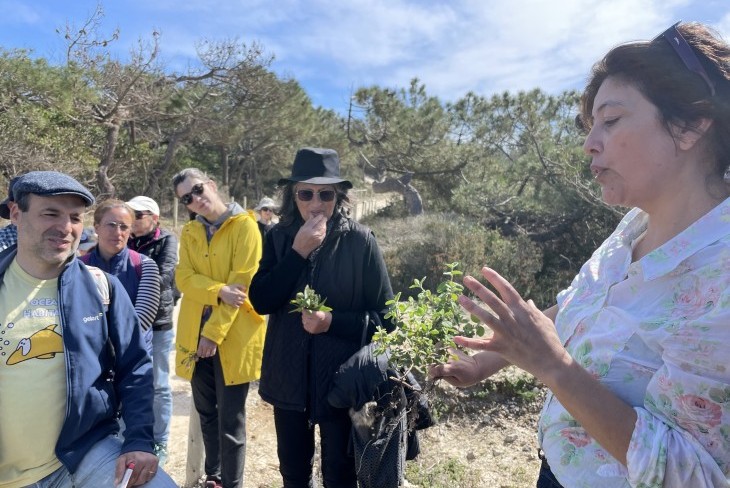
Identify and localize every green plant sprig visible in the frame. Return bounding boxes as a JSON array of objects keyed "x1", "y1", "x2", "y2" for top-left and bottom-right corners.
[
  {"x1": 177, "y1": 344, "x2": 199, "y2": 371},
  {"x1": 290, "y1": 285, "x2": 333, "y2": 313},
  {"x1": 373, "y1": 262, "x2": 485, "y2": 375}
]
